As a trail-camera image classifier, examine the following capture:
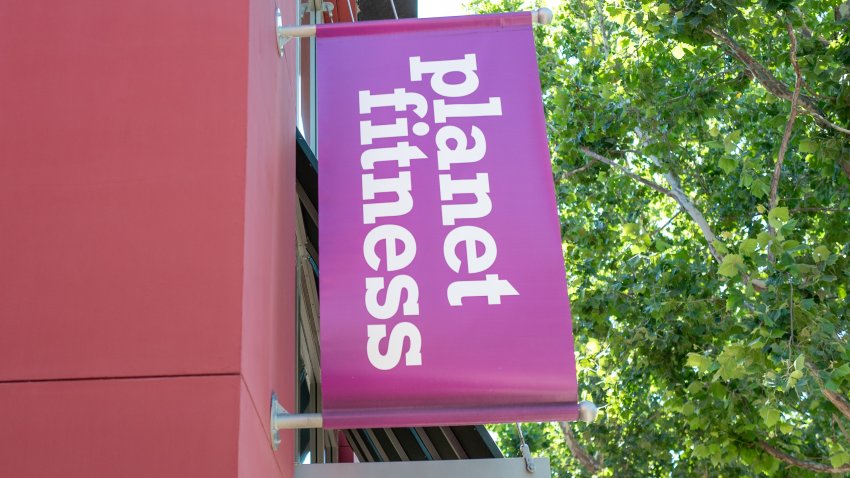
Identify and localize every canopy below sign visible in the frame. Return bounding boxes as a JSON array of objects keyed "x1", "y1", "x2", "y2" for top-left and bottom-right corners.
[{"x1": 295, "y1": 457, "x2": 550, "y2": 478}]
